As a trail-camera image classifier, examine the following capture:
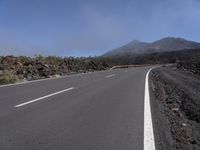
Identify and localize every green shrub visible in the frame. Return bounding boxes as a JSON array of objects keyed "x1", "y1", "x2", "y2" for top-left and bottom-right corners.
[
  {"x1": 46, "y1": 56, "x2": 62, "y2": 65},
  {"x1": 19, "y1": 56, "x2": 33, "y2": 65},
  {"x1": 0, "y1": 56, "x2": 3, "y2": 63},
  {"x1": 34, "y1": 54, "x2": 44, "y2": 61},
  {"x1": 0, "y1": 72, "x2": 21, "y2": 84}
]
